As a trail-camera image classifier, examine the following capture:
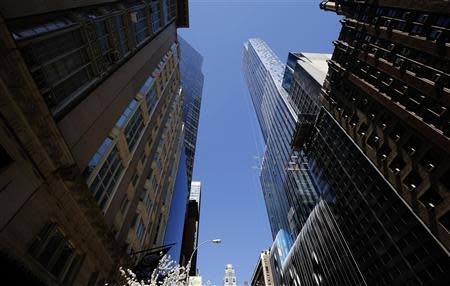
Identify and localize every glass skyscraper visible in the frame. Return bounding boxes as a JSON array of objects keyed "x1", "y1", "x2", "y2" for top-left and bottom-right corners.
[
  {"x1": 163, "y1": 36, "x2": 204, "y2": 266},
  {"x1": 242, "y1": 39, "x2": 318, "y2": 239},
  {"x1": 179, "y1": 36, "x2": 204, "y2": 186},
  {"x1": 177, "y1": 36, "x2": 204, "y2": 274},
  {"x1": 243, "y1": 41, "x2": 367, "y2": 285},
  {"x1": 243, "y1": 9, "x2": 450, "y2": 283}
]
